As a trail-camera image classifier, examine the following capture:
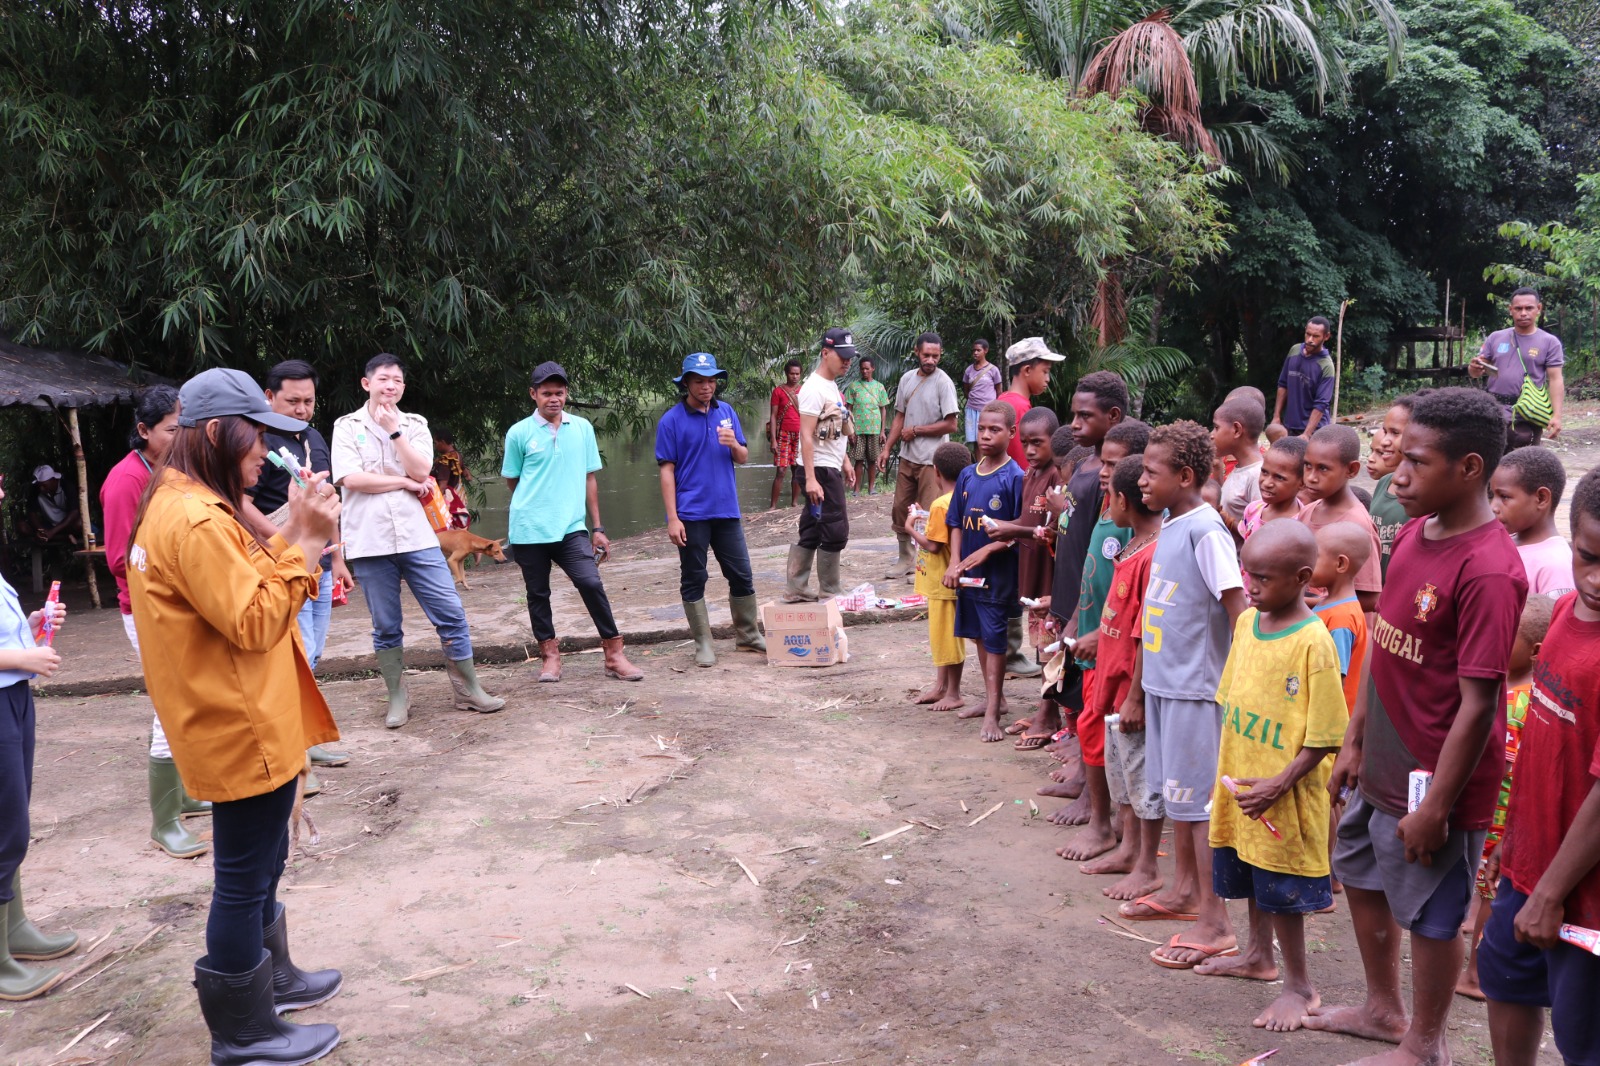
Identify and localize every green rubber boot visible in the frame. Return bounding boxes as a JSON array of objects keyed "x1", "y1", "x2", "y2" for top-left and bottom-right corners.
[
  {"x1": 729, "y1": 594, "x2": 766, "y2": 654},
  {"x1": 302, "y1": 770, "x2": 323, "y2": 797},
  {"x1": 6, "y1": 873, "x2": 77, "y2": 961},
  {"x1": 1005, "y1": 614, "x2": 1041, "y2": 679},
  {"x1": 781, "y1": 545, "x2": 817, "y2": 603},
  {"x1": 149, "y1": 757, "x2": 210, "y2": 859},
  {"x1": 445, "y1": 657, "x2": 506, "y2": 713},
  {"x1": 307, "y1": 744, "x2": 350, "y2": 767},
  {"x1": 0, "y1": 907, "x2": 61, "y2": 1001},
  {"x1": 816, "y1": 550, "x2": 844, "y2": 598},
  {"x1": 376, "y1": 647, "x2": 410, "y2": 729},
  {"x1": 179, "y1": 785, "x2": 212, "y2": 820},
  {"x1": 682, "y1": 600, "x2": 716, "y2": 667}
]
